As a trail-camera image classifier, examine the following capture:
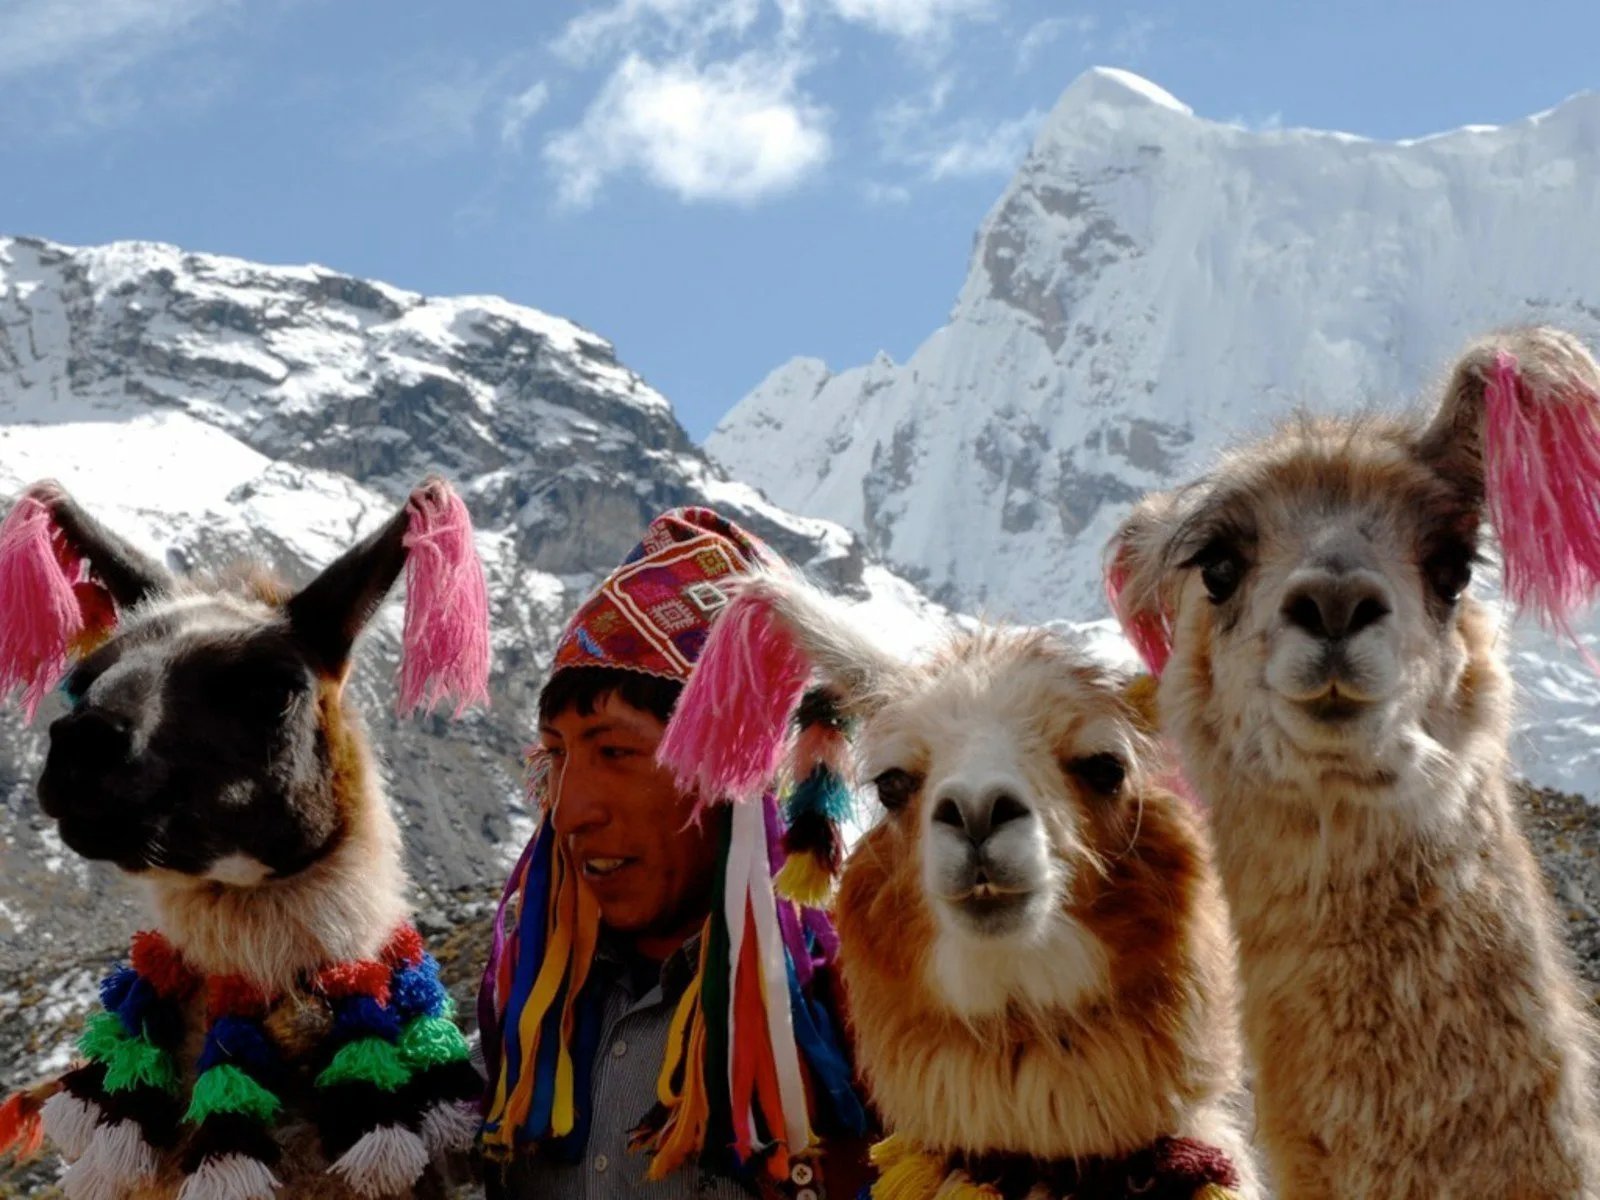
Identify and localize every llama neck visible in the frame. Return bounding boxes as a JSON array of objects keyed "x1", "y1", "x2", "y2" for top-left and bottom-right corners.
[{"x1": 138, "y1": 779, "x2": 409, "y2": 992}]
